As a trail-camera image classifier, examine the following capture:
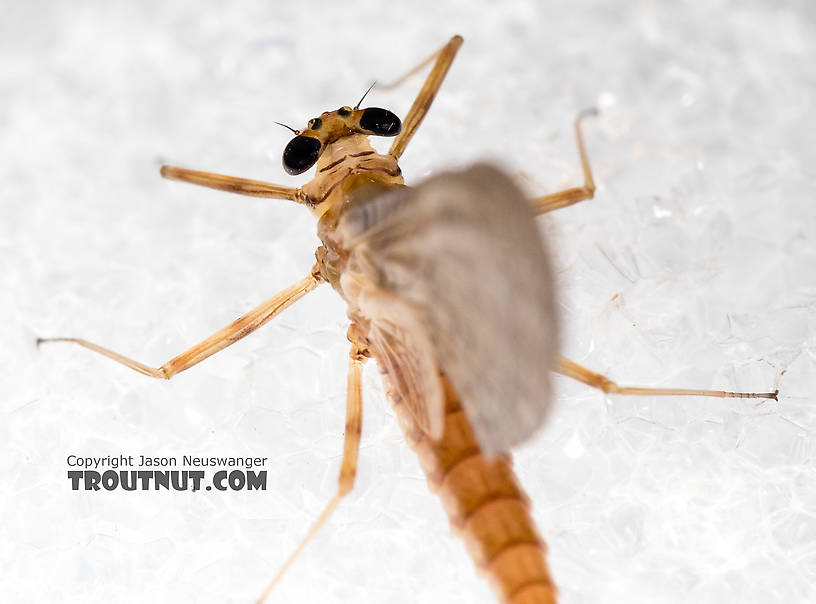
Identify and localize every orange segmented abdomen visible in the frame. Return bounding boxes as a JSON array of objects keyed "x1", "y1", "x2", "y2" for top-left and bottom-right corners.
[{"x1": 391, "y1": 376, "x2": 556, "y2": 604}]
